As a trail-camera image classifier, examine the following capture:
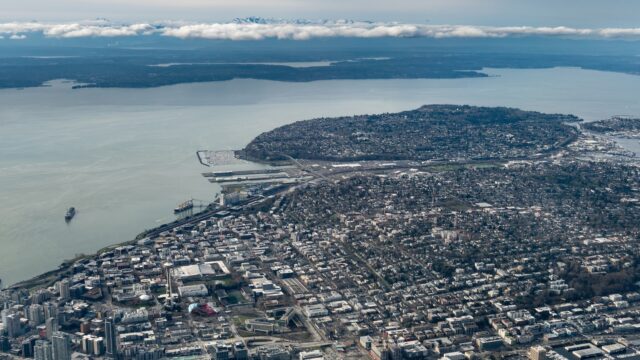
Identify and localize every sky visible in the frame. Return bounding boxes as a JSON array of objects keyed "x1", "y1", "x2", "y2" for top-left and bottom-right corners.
[{"x1": 2, "y1": 0, "x2": 640, "y2": 28}]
